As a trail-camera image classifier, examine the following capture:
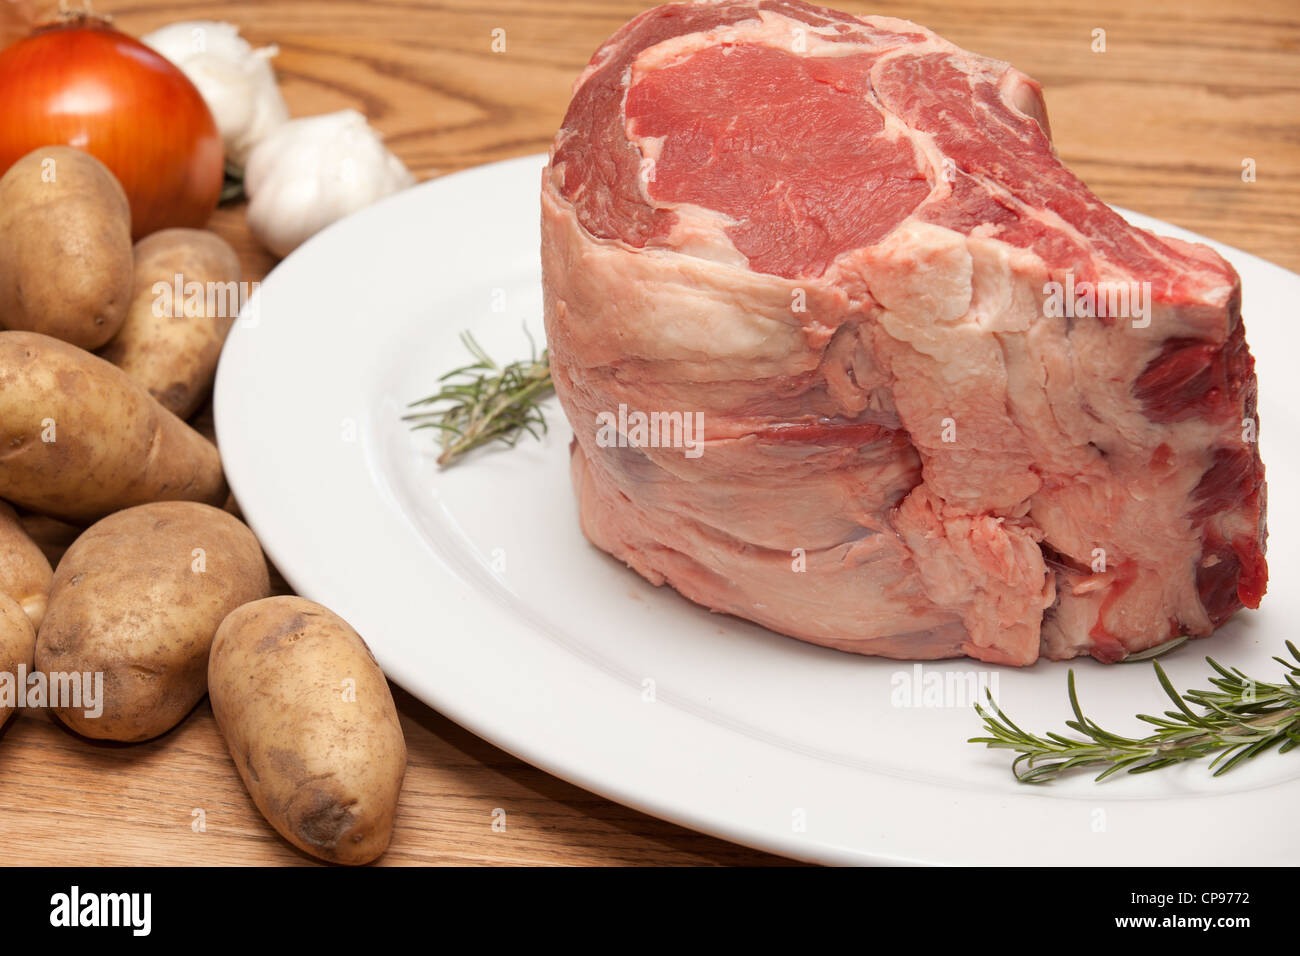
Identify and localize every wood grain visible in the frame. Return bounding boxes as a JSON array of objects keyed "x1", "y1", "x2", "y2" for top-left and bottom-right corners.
[{"x1": 0, "y1": 0, "x2": 1296, "y2": 866}]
